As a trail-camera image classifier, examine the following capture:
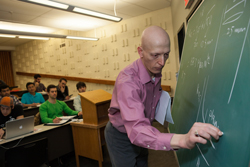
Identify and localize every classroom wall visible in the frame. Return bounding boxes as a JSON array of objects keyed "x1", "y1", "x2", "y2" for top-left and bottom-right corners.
[{"x1": 11, "y1": 7, "x2": 178, "y2": 97}]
